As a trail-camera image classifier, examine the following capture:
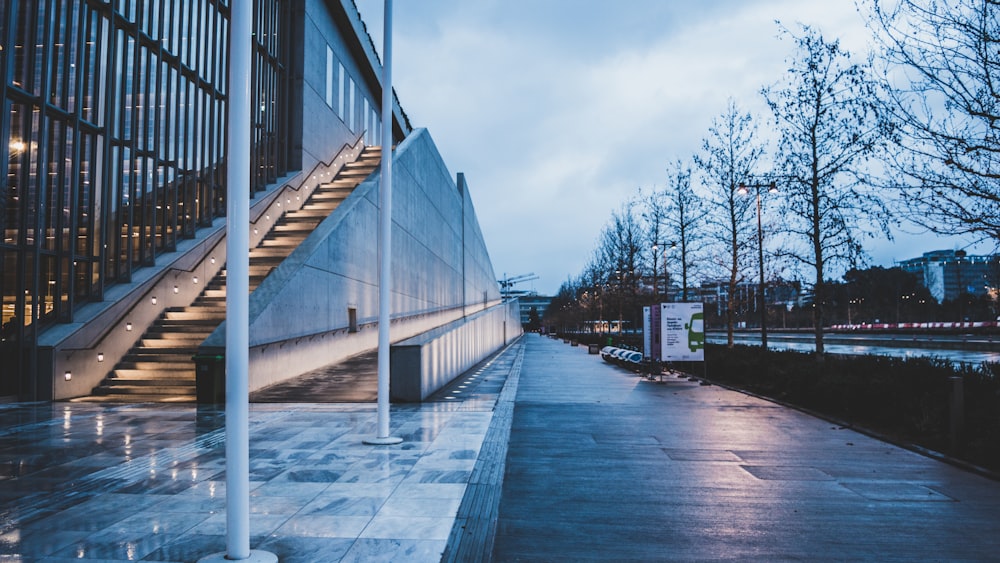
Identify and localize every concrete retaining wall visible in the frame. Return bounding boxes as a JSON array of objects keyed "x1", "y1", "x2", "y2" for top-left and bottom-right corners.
[
  {"x1": 201, "y1": 128, "x2": 503, "y2": 393},
  {"x1": 390, "y1": 300, "x2": 521, "y2": 402}
]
